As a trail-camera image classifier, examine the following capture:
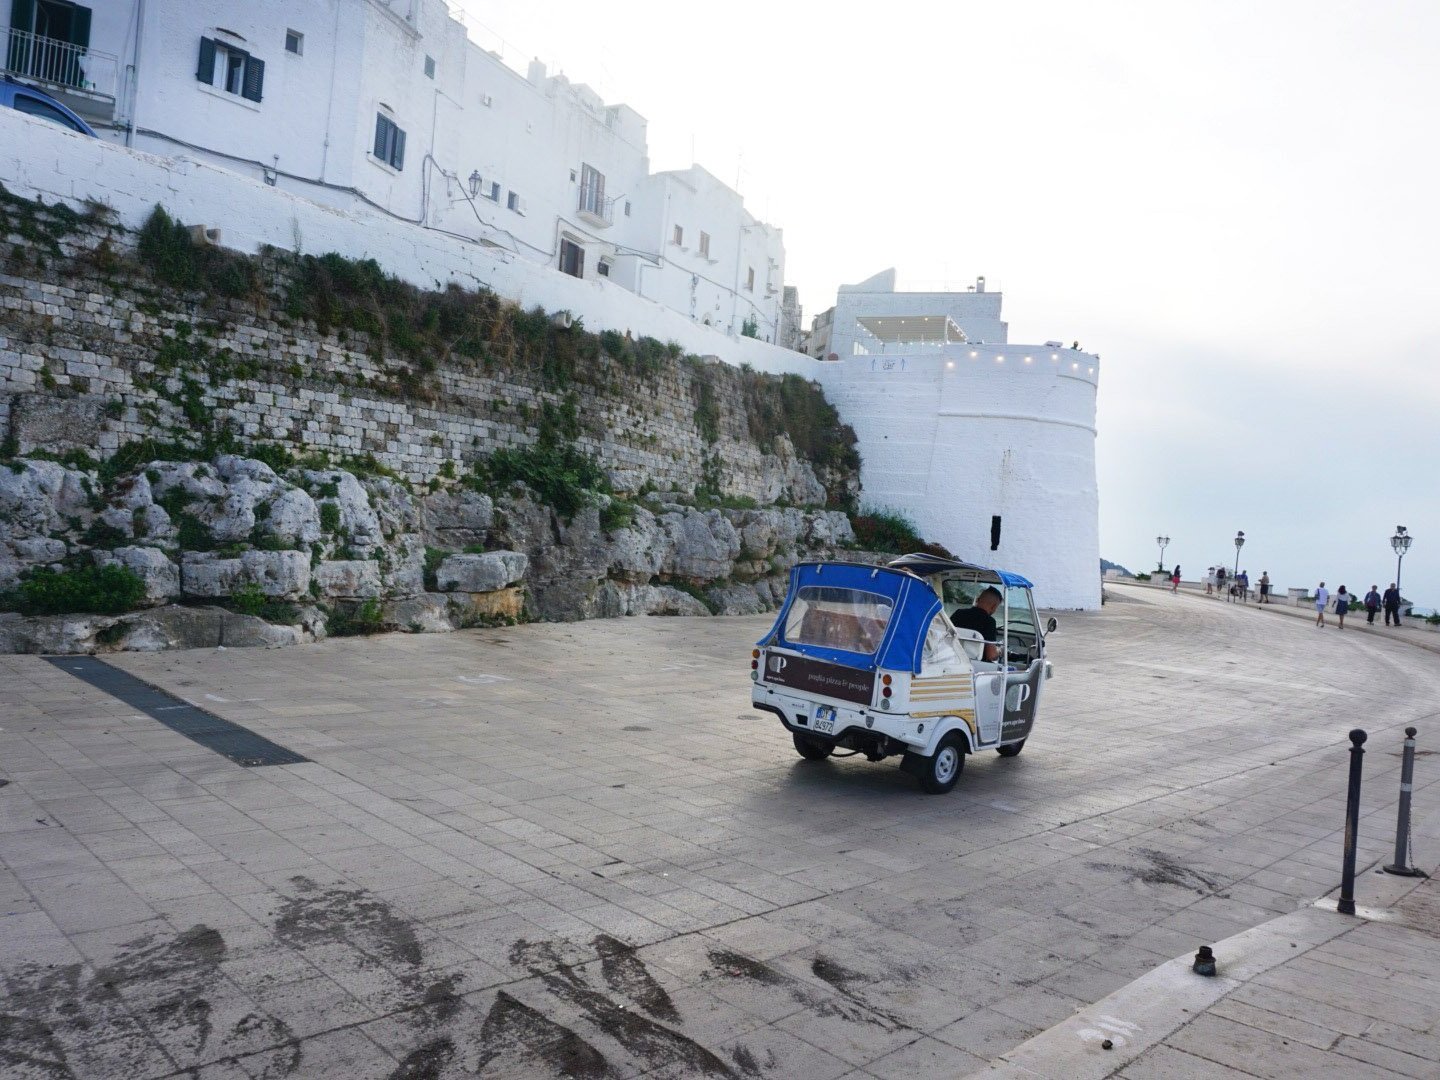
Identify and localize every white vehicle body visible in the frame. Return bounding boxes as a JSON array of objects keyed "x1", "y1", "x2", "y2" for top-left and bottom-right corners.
[{"x1": 750, "y1": 555, "x2": 1055, "y2": 793}]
